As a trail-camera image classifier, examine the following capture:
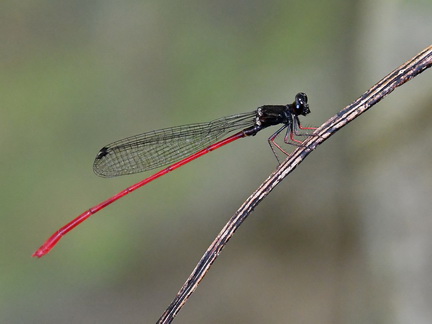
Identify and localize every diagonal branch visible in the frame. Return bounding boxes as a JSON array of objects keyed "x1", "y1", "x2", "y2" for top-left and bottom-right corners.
[{"x1": 157, "y1": 44, "x2": 432, "y2": 324}]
